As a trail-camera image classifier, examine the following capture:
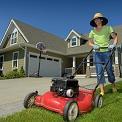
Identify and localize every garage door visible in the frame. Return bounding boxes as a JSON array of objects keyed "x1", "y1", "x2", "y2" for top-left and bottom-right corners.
[{"x1": 28, "y1": 53, "x2": 61, "y2": 77}]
